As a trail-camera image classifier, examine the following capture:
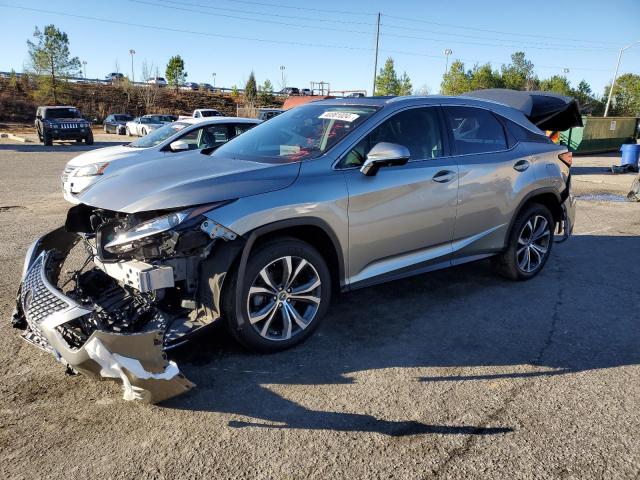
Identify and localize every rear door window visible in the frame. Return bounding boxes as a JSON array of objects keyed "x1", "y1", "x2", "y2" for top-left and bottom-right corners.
[{"x1": 444, "y1": 106, "x2": 508, "y2": 155}]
